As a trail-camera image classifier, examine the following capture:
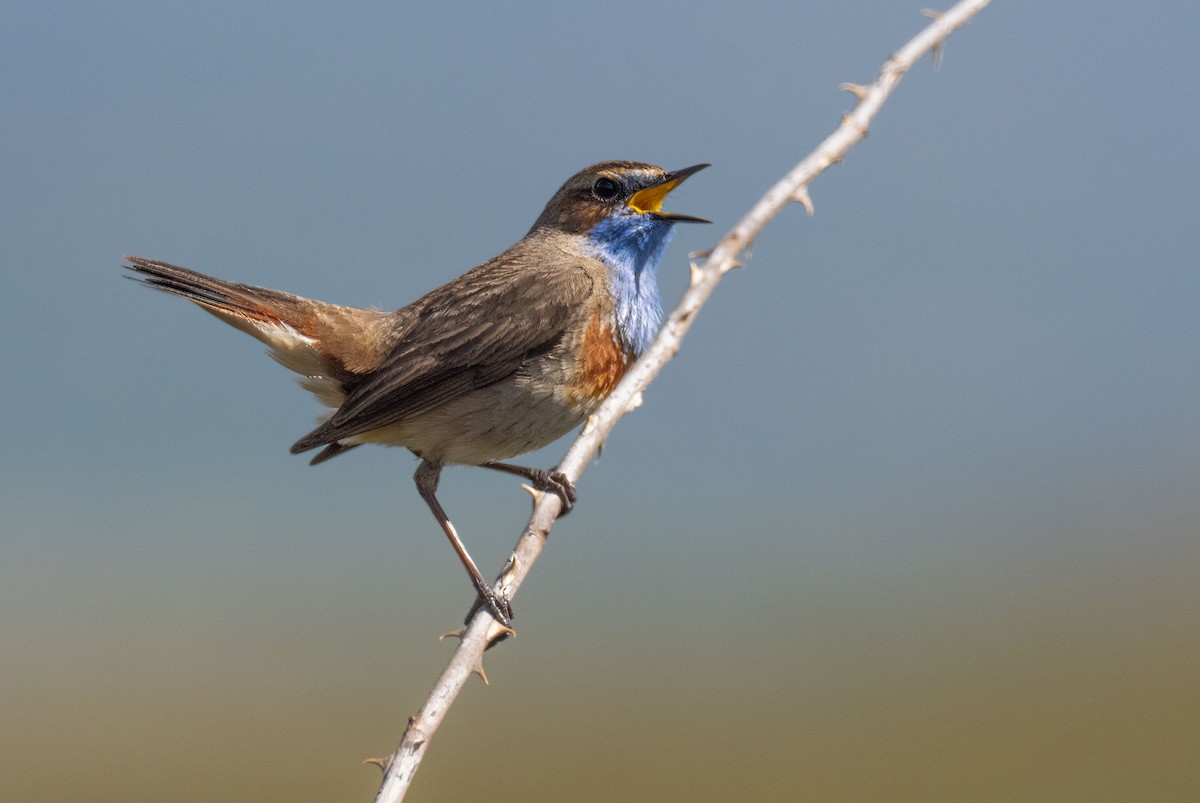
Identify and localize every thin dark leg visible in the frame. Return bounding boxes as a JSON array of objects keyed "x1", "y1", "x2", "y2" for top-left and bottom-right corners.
[
  {"x1": 414, "y1": 459, "x2": 512, "y2": 625},
  {"x1": 481, "y1": 461, "x2": 577, "y2": 515}
]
